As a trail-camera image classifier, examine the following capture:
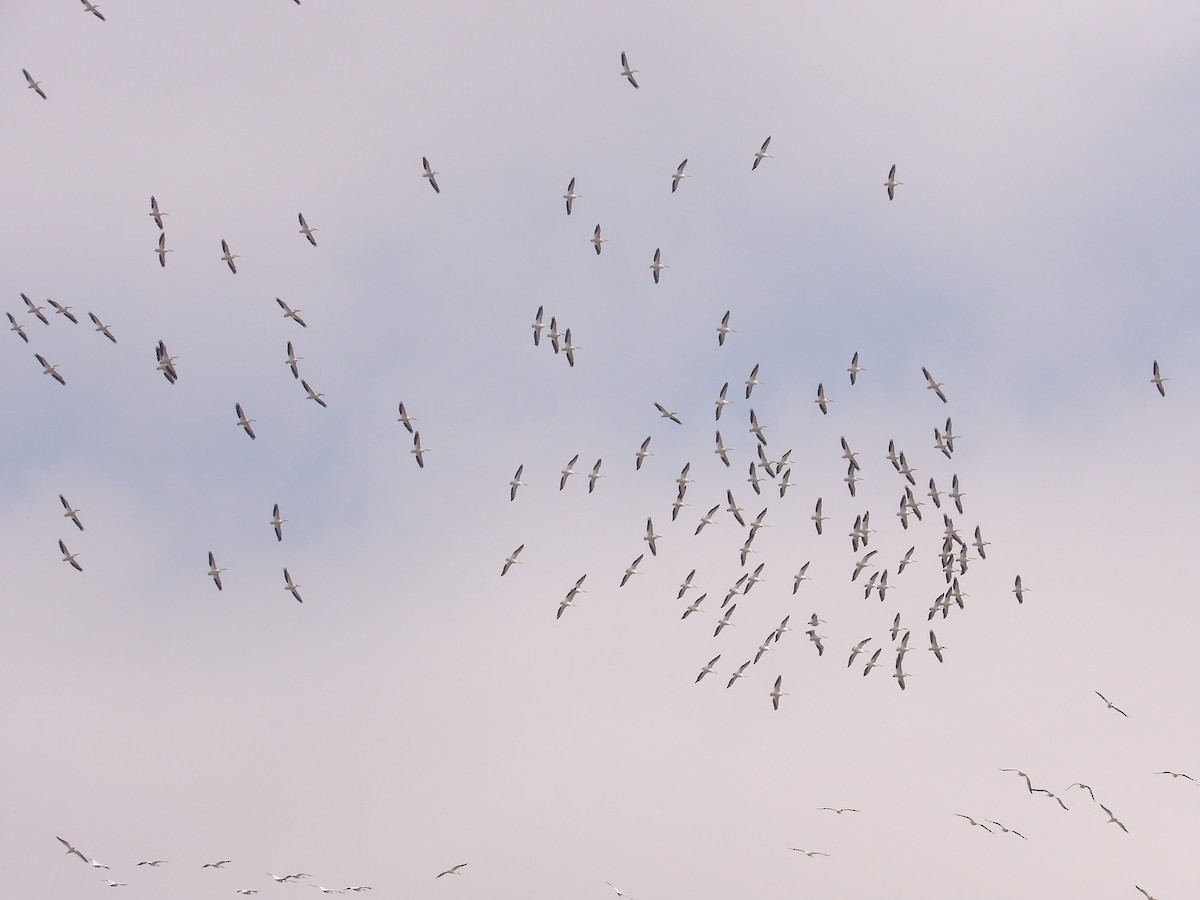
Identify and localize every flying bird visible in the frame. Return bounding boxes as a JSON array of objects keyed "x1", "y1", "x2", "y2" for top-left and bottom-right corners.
[
  {"x1": 275, "y1": 297, "x2": 308, "y2": 327},
  {"x1": 752, "y1": 136, "x2": 772, "y2": 170},
  {"x1": 563, "y1": 177, "x2": 580, "y2": 215},
  {"x1": 695, "y1": 655, "x2": 720, "y2": 683},
  {"x1": 1012, "y1": 575, "x2": 1029, "y2": 604},
  {"x1": 654, "y1": 402, "x2": 681, "y2": 424},
  {"x1": 501, "y1": 545, "x2": 524, "y2": 576},
  {"x1": 717, "y1": 310, "x2": 734, "y2": 345},
  {"x1": 7, "y1": 312, "x2": 28, "y2": 342},
  {"x1": 207, "y1": 551, "x2": 225, "y2": 591},
  {"x1": 271, "y1": 504, "x2": 286, "y2": 541},
  {"x1": 436, "y1": 864, "x2": 467, "y2": 878},
  {"x1": 422, "y1": 157, "x2": 441, "y2": 193},
  {"x1": 79, "y1": 0, "x2": 106, "y2": 20},
  {"x1": 884, "y1": 163, "x2": 902, "y2": 200},
  {"x1": 48, "y1": 299, "x2": 78, "y2": 324},
  {"x1": 88, "y1": 312, "x2": 117, "y2": 342},
  {"x1": 770, "y1": 675, "x2": 786, "y2": 709},
  {"x1": 298, "y1": 212, "x2": 318, "y2": 246},
  {"x1": 670, "y1": 159, "x2": 689, "y2": 193},
  {"x1": 921, "y1": 367, "x2": 947, "y2": 403},
  {"x1": 59, "y1": 539, "x2": 82, "y2": 571},
  {"x1": 283, "y1": 568, "x2": 303, "y2": 603},
  {"x1": 59, "y1": 495, "x2": 83, "y2": 530},
  {"x1": 149, "y1": 196, "x2": 167, "y2": 229},
  {"x1": 1095, "y1": 691, "x2": 1129, "y2": 717},
  {"x1": 745, "y1": 364, "x2": 762, "y2": 399},
  {"x1": 815, "y1": 383, "x2": 831, "y2": 415},
  {"x1": 301, "y1": 380, "x2": 327, "y2": 408},
  {"x1": 411, "y1": 432, "x2": 429, "y2": 468},
  {"x1": 285, "y1": 341, "x2": 302, "y2": 379},
  {"x1": 650, "y1": 247, "x2": 668, "y2": 283},
  {"x1": 559, "y1": 454, "x2": 579, "y2": 490},
  {"x1": 790, "y1": 849, "x2": 830, "y2": 858},
  {"x1": 618, "y1": 51, "x2": 639, "y2": 88},
  {"x1": 202, "y1": 861, "x2": 233, "y2": 868},
  {"x1": 1100, "y1": 803, "x2": 1128, "y2": 833},
  {"x1": 635, "y1": 436, "x2": 653, "y2": 470},
  {"x1": 847, "y1": 351, "x2": 864, "y2": 384},
  {"x1": 35, "y1": 353, "x2": 66, "y2": 385},
  {"x1": 1151, "y1": 360, "x2": 1167, "y2": 396},
  {"x1": 57, "y1": 837, "x2": 89, "y2": 862},
  {"x1": 397, "y1": 401, "x2": 415, "y2": 433},
  {"x1": 219, "y1": 239, "x2": 238, "y2": 273},
  {"x1": 22, "y1": 293, "x2": 49, "y2": 324},
  {"x1": 587, "y1": 458, "x2": 604, "y2": 492},
  {"x1": 644, "y1": 518, "x2": 660, "y2": 556},
  {"x1": 591, "y1": 224, "x2": 607, "y2": 254},
  {"x1": 235, "y1": 403, "x2": 256, "y2": 439},
  {"x1": 620, "y1": 554, "x2": 644, "y2": 587},
  {"x1": 155, "y1": 232, "x2": 172, "y2": 267},
  {"x1": 136, "y1": 860, "x2": 166, "y2": 867},
  {"x1": 508, "y1": 465, "x2": 526, "y2": 501},
  {"x1": 22, "y1": 69, "x2": 47, "y2": 99}
]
